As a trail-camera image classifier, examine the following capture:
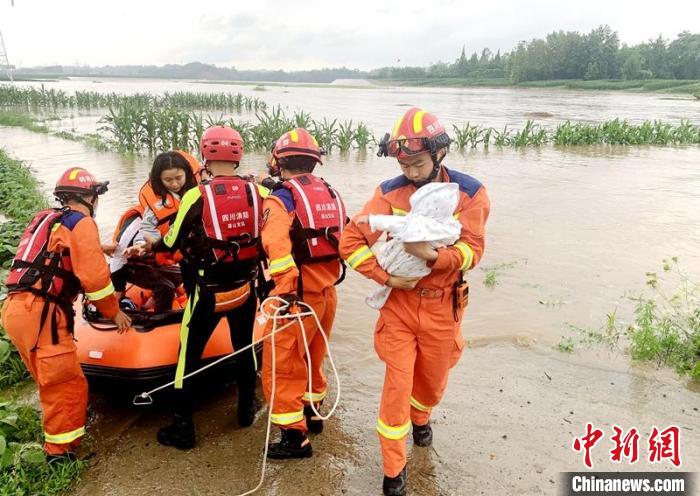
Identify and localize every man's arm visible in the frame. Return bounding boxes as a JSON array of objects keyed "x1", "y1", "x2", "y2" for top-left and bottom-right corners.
[
  {"x1": 339, "y1": 187, "x2": 393, "y2": 286},
  {"x1": 261, "y1": 196, "x2": 298, "y2": 295}
]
